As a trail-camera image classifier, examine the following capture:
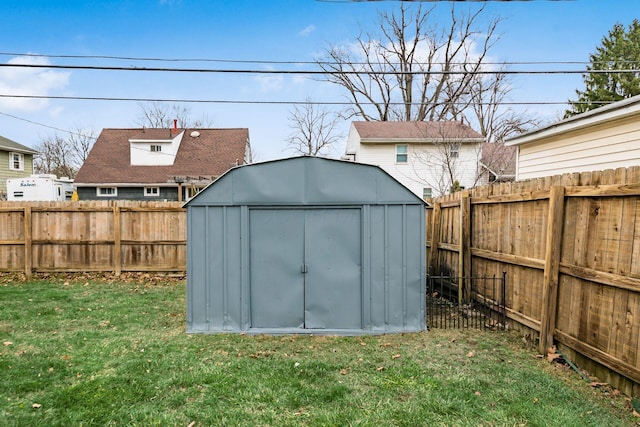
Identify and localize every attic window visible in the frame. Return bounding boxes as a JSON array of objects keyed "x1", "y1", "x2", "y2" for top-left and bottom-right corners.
[{"x1": 150, "y1": 144, "x2": 162, "y2": 152}]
